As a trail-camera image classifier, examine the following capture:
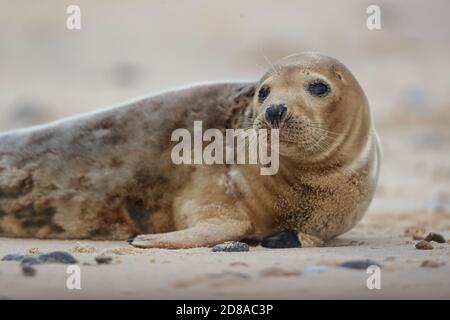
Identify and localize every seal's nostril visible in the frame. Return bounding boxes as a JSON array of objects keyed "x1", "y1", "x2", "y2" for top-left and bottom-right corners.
[
  {"x1": 279, "y1": 105, "x2": 287, "y2": 118},
  {"x1": 265, "y1": 104, "x2": 287, "y2": 125}
]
